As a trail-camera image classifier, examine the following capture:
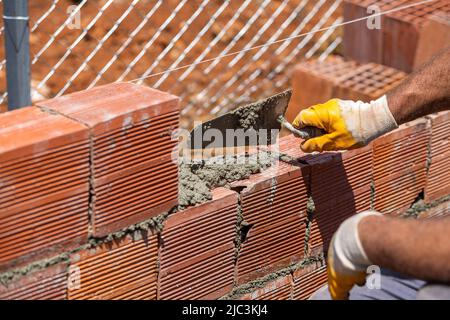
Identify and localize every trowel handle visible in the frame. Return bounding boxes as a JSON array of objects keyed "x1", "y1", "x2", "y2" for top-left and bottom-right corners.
[
  {"x1": 278, "y1": 116, "x2": 326, "y2": 140},
  {"x1": 296, "y1": 126, "x2": 326, "y2": 139}
]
